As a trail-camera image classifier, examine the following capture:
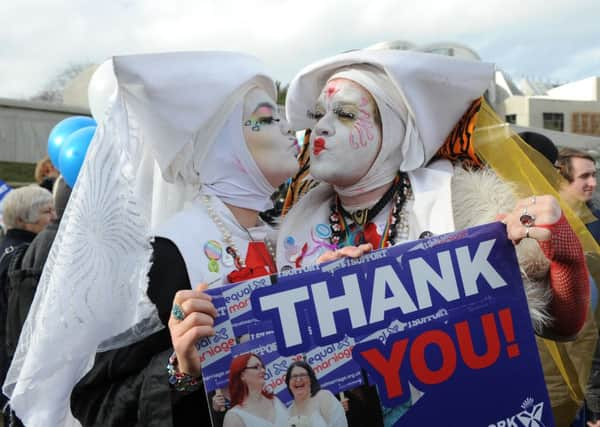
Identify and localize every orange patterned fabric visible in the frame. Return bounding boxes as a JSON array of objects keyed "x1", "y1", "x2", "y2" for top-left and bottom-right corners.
[
  {"x1": 282, "y1": 129, "x2": 319, "y2": 216},
  {"x1": 433, "y1": 97, "x2": 483, "y2": 168},
  {"x1": 537, "y1": 214, "x2": 590, "y2": 337}
]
